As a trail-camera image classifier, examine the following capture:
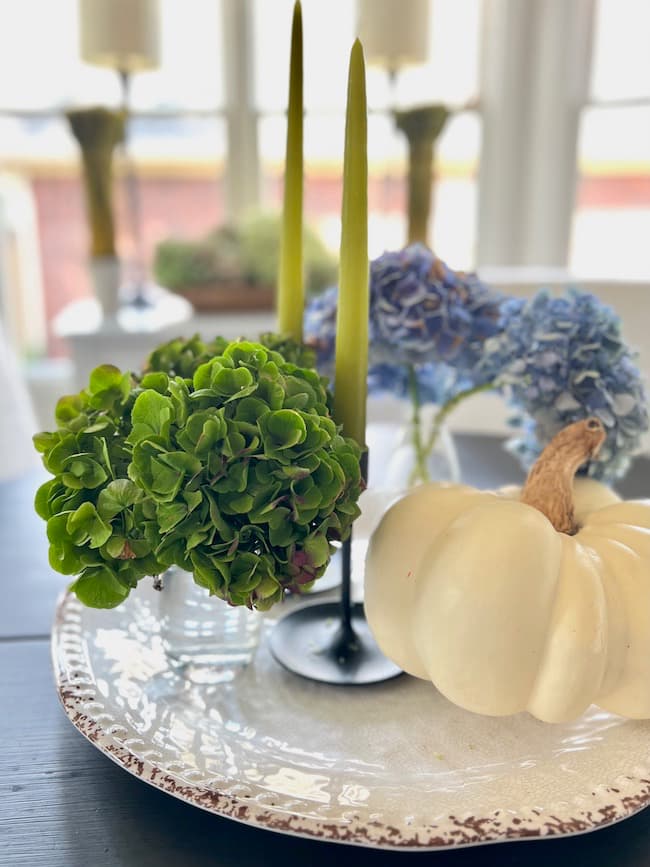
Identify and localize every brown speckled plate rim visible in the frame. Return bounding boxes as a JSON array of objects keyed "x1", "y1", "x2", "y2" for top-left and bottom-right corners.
[{"x1": 51, "y1": 590, "x2": 650, "y2": 851}]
